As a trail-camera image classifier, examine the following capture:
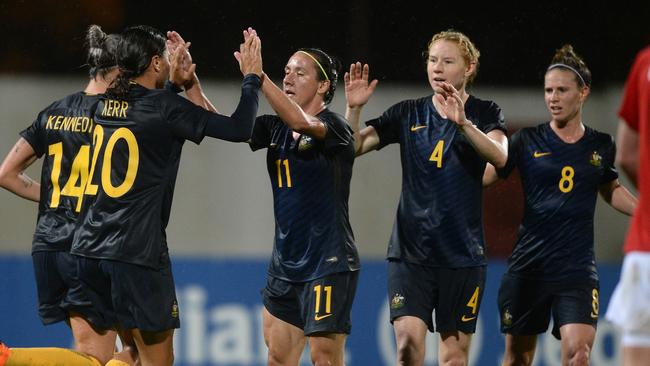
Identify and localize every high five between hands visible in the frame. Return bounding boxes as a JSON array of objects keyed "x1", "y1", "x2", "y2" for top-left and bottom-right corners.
[{"x1": 234, "y1": 27, "x2": 263, "y2": 78}]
